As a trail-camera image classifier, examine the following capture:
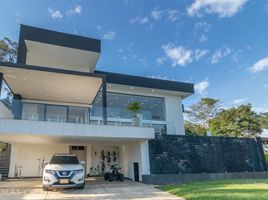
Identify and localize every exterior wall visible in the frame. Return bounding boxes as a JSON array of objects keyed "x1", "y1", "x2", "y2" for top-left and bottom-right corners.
[
  {"x1": 107, "y1": 85, "x2": 185, "y2": 135},
  {"x1": 165, "y1": 96, "x2": 185, "y2": 135},
  {"x1": 0, "y1": 119, "x2": 154, "y2": 143},
  {"x1": 0, "y1": 102, "x2": 13, "y2": 119},
  {"x1": 9, "y1": 144, "x2": 69, "y2": 177},
  {"x1": 149, "y1": 135, "x2": 267, "y2": 174},
  {"x1": 120, "y1": 141, "x2": 150, "y2": 181}
]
